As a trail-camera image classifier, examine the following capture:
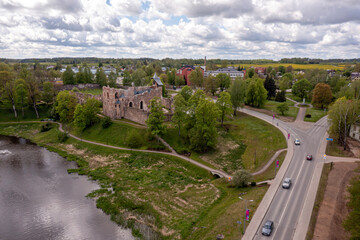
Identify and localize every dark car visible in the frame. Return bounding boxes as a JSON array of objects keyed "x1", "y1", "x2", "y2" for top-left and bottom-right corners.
[
  {"x1": 306, "y1": 154, "x2": 313, "y2": 160},
  {"x1": 261, "y1": 220, "x2": 273, "y2": 236}
]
